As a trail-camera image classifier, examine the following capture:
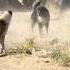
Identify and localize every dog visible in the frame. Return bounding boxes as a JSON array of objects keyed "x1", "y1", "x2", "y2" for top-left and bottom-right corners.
[
  {"x1": 0, "y1": 10, "x2": 12, "y2": 53},
  {"x1": 31, "y1": 0, "x2": 50, "y2": 35}
]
